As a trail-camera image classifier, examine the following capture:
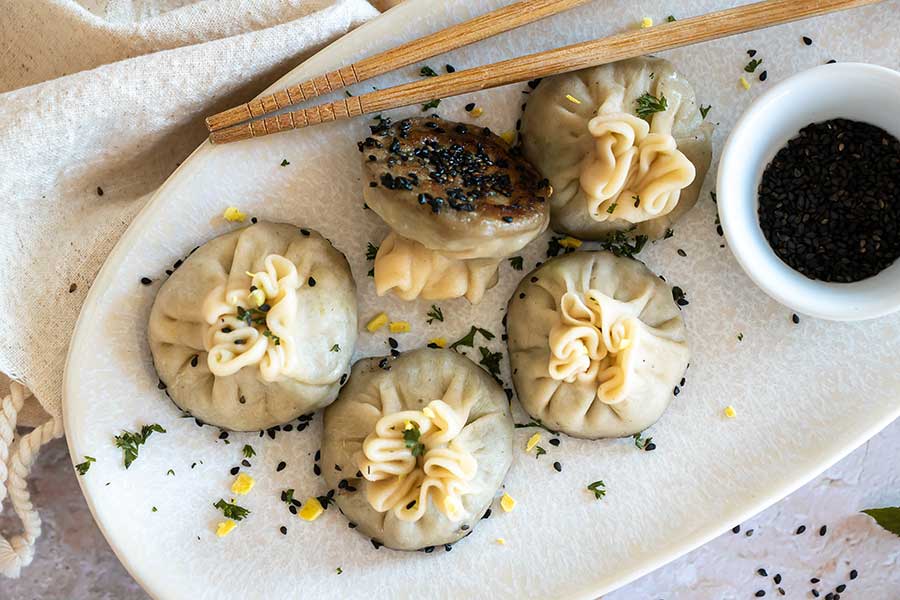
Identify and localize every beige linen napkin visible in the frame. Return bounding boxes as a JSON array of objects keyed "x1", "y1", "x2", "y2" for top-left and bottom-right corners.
[{"x1": 0, "y1": 0, "x2": 380, "y2": 577}]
